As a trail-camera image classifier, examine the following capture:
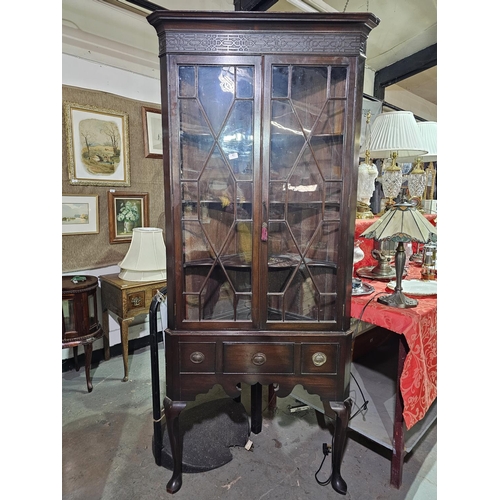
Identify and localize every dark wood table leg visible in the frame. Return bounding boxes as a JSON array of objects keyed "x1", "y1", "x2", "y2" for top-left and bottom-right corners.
[
  {"x1": 390, "y1": 335, "x2": 409, "y2": 488},
  {"x1": 102, "y1": 309, "x2": 110, "y2": 361},
  {"x1": 164, "y1": 398, "x2": 187, "y2": 494},
  {"x1": 73, "y1": 347, "x2": 80, "y2": 371},
  {"x1": 83, "y1": 343, "x2": 93, "y2": 393},
  {"x1": 251, "y1": 383, "x2": 263, "y2": 434},
  {"x1": 324, "y1": 399, "x2": 351, "y2": 495}
]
